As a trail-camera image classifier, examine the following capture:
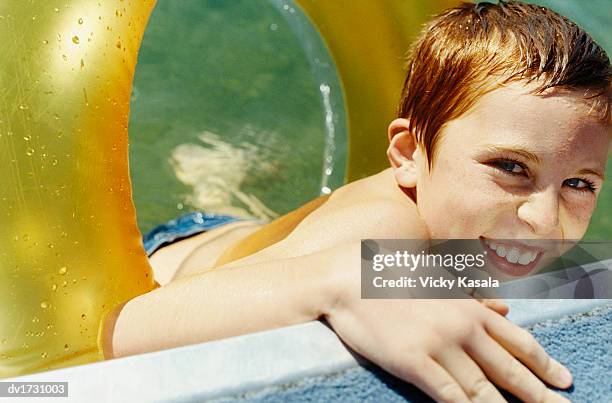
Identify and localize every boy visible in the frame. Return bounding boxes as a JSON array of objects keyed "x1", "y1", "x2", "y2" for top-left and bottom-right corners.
[{"x1": 105, "y1": 2, "x2": 610, "y2": 402}]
